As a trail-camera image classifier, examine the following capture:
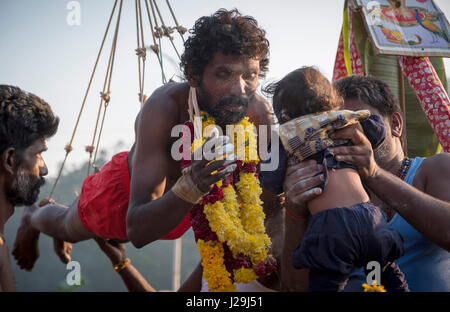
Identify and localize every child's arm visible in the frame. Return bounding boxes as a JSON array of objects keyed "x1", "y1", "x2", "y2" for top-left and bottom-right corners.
[{"x1": 280, "y1": 160, "x2": 323, "y2": 291}]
